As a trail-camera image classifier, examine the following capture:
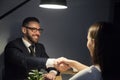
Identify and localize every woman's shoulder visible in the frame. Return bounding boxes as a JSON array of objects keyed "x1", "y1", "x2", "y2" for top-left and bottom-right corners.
[{"x1": 69, "y1": 65, "x2": 102, "y2": 80}]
